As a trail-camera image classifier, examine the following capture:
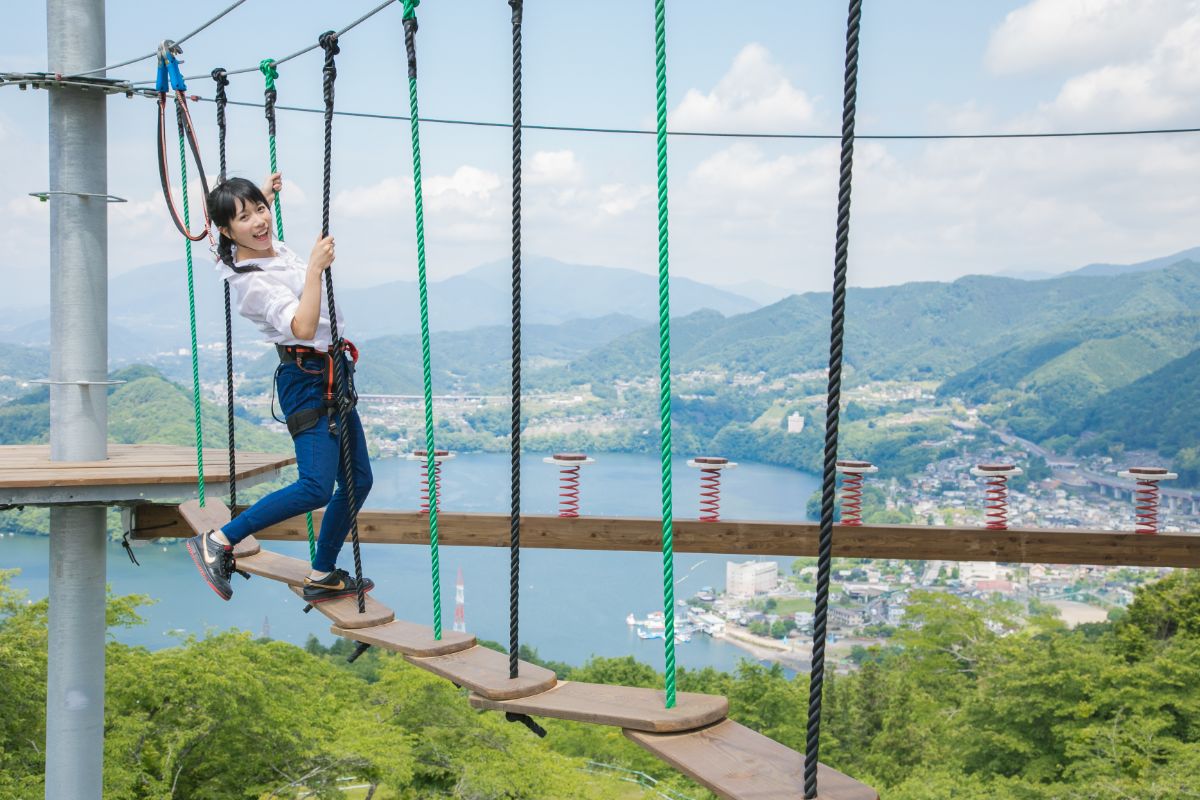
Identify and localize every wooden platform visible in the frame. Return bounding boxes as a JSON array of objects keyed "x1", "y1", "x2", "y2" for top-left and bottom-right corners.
[
  {"x1": 627, "y1": 720, "x2": 879, "y2": 800},
  {"x1": 287, "y1": 585, "x2": 395, "y2": 629},
  {"x1": 332, "y1": 619, "x2": 476, "y2": 658},
  {"x1": 0, "y1": 444, "x2": 294, "y2": 506},
  {"x1": 470, "y1": 681, "x2": 729, "y2": 733},
  {"x1": 236, "y1": 548, "x2": 311, "y2": 586},
  {"x1": 405, "y1": 645, "x2": 559, "y2": 700},
  {"x1": 135, "y1": 504, "x2": 1200, "y2": 568}
]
